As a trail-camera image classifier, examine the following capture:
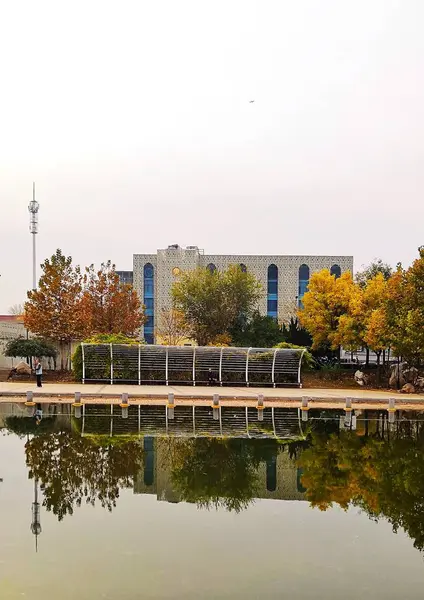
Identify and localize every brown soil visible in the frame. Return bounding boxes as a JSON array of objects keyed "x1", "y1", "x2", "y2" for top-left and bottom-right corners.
[
  {"x1": 0, "y1": 369, "x2": 75, "y2": 383},
  {"x1": 302, "y1": 371, "x2": 391, "y2": 391}
]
